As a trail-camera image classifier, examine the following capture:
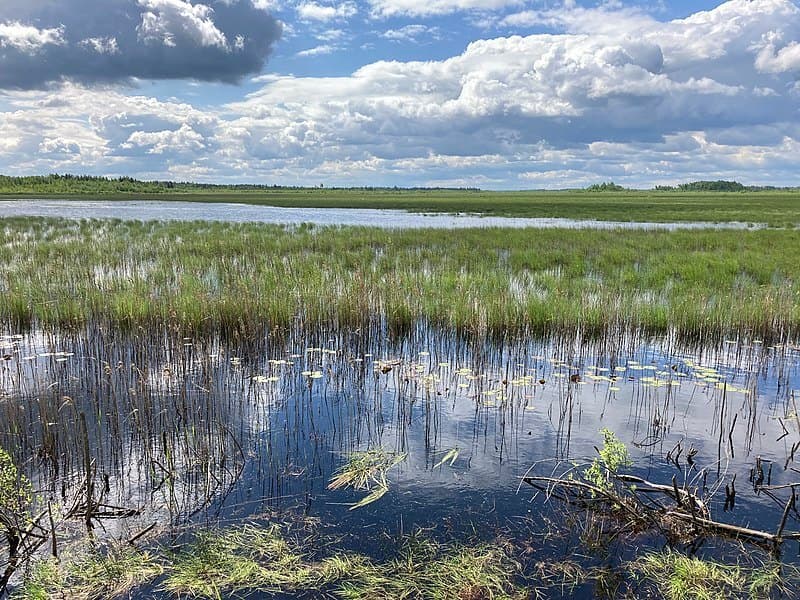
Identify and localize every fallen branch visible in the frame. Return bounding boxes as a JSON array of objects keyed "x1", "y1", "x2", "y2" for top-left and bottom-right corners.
[
  {"x1": 669, "y1": 511, "x2": 800, "y2": 544},
  {"x1": 521, "y1": 473, "x2": 800, "y2": 552},
  {"x1": 616, "y1": 474, "x2": 708, "y2": 516}
]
